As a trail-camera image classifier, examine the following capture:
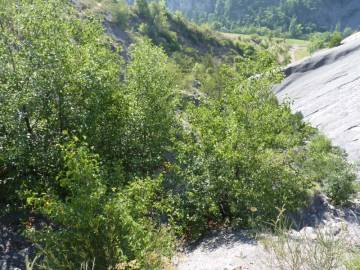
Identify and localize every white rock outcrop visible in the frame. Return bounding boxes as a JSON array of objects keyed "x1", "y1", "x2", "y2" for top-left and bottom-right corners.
[{"x1": 276, "y1": 33, "x2": 360, "y2": 162}]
